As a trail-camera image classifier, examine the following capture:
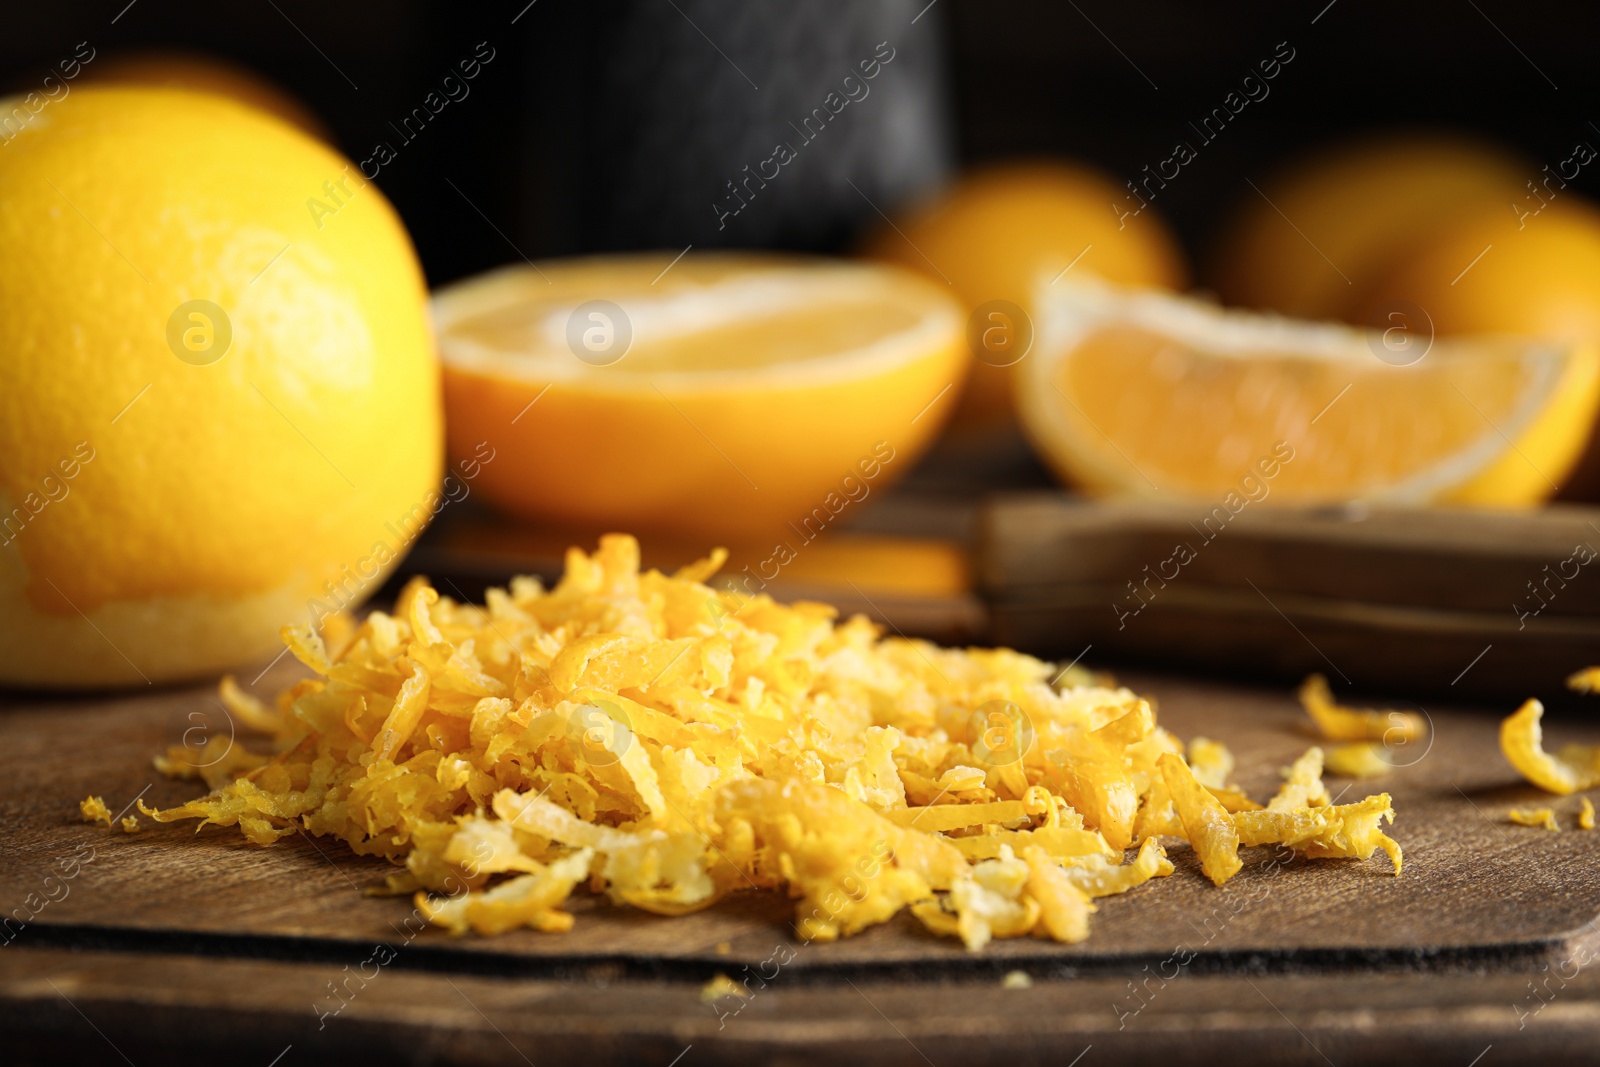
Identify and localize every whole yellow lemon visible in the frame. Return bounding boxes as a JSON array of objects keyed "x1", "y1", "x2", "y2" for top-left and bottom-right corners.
[
  {"x1": 1359, "y1": 199, "x2": 1600, "y2": 341},
  {"x1": 0, "y1": 88, "x2": 441, "y2": 688},
  {"x1": 862, "y1": 161, "x2": 1187, "y2": 424},
  {"x1": 1212, "y1": 134, "x2": 1528, "y2": 321}
]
